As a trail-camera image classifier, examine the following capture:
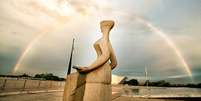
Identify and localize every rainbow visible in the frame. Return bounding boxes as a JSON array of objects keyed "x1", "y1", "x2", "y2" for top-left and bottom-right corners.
[
  {"x1": 12, "y1": 26, "x2": 52, "y2": 73},
  {"x1": 135, "y1": 17, "x2": 193, "y2": 79},
  {"x1": 12, "y1": 16, "x2": 70, "y2": 73},
  {"x1": 12, "y1": 7, "x2": 193, "y2": 81},
  {"x1": 13, "y1": 18, "x2": 193, "y2": 80},
  {"x1": 11, "y1": 0, "x2": 75, "y2": 73},
  {"x1": 113, "y1": 9, "x2": 193, "y2": 81}
]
